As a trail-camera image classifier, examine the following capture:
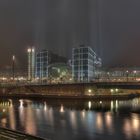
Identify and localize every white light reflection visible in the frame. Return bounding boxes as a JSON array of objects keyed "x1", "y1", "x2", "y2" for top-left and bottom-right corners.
[
  {"x1": 132, "y1": 114, "x2": 140, "y2": 134},
  {"x1": 82, "y1": 110, "x2": 86, "y2": 119},
  {"x1": 25, "y1": 101, "x2": 37, "y2": 135},
  {"x1": 96, "y1": 113, "x2": 103, "y2": 133},
  {"x1": 88, "y1": 101, "x2": 91, "y2": 109},
  {"x1": 1, "y1": 118, "x2": 7, "y2": 127},
  {"x1": 105, "y1": 112, "x2": 113, "y2": 133},
  {"x1": 19, "y1": 100, "x2": 25, "y2": 127},
  {"x1": 44, "y1": 102, "x2": 48, "y2": 111},
  {"x1": 111, "y1": 101, "x2": 114, "y2": 111},
  {"x1": 124, "y1": 119, "x2": 132, "y2": 139},
  {"x1": 8, "y1": 100, "x2": 16, "y2": 130},
  {"x1": 19, "y1": 100, "x2": 24, "y2": 108},
  {"x1": 60, "y1": 104, "x2": 64, "y2": 113},
  {"x1": 116, "y1": 100, "x2": 118, "y2": 109},
  {"x1": 70, "y1": 111, "x2": 77, "y2": 129}
]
